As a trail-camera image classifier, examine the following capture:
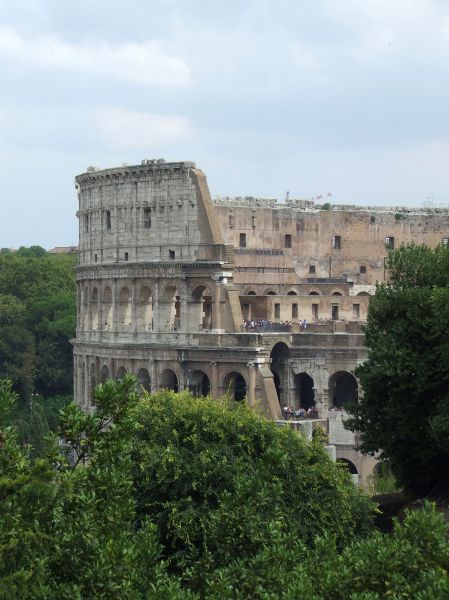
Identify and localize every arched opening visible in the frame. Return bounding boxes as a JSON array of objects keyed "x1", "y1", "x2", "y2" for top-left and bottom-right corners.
[
  {"x1": 293, "y1": 372, "x2": 315, "y2": 409},
  {"x1": 329, "y1": 371, "x2": 358, "y2": 409},
  {"x1": 82, "y1": 286, "x2": 89, "y2": 330},
  {"x1": 331, "y1": 291, "x2": 343, "y2": 296},
  {"x1": 160, "y1": 285, "x2": 180, "y2": 331},
  {"x1": 90, "y1": 362, "x2": 96, "y2": 404},
  {"x1": 118, "y1": 286, "x2": 132, "y2": 329},
  {"x1": 223, "y1": 372, "x2": 247, "y2": 402},
  {"x1": 190, "y1": 285, "x2": 212, "y2": 331},
  {"x1": 160, "y1": 369, "x2": 178, "y2": 392},
  {"x1": 357, "y1": 291, "x2": 370, "y2": 296},
  {"x1": 137, "y1": 368, "x2": 151, "y2": 392},
  {"x1": 337, "y1": 458, "x2": 358, "y2": 475},
  {"x1": 90, "y1": 287, "x2": 99, "y2": 330},
  {"x1": 100, "y1": 364, "x2": 110, "y2": 383},
  {"x1": 266, "y1": 290, "x2": 276, "y2": 295},
  {"x1": 189, "y1": 370, "x2": 210, "y2": 397},
  {"x1": 247, "y1": 290, "x2": 256, "y2": 296},
  {"x1": 308, "y1": 290, "x2": 319, "y2": 296},
  {"x1": 116, "y1": 366, "x2": 127, "y2": 380},
  {"x1": 270, "y1": 342, "x2": 290, "y2": 405},
  {"x1": 138, "y1": 286, "x2": 153, "y2": 330},
  {"x1": 103, "y1": 286, "x2": 113, "y2": 329},
  {"x1": 287, "y1": 290, "x2": 298, "y2": 295}
]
